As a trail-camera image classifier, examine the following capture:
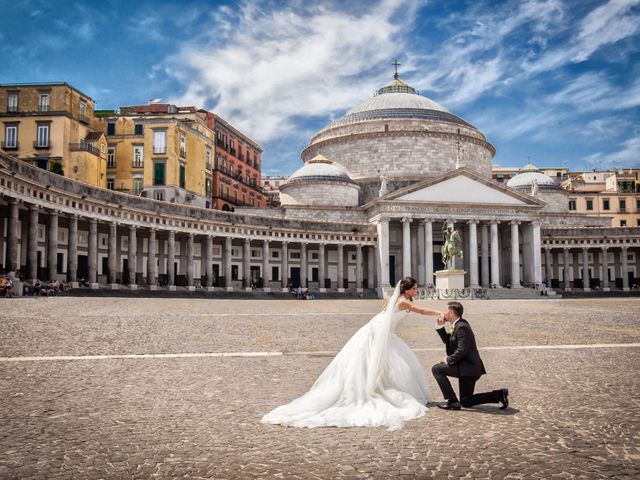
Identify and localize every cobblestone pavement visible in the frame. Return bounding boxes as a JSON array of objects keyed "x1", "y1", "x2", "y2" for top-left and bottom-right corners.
[{"x1": 0, "y1": 298, "x2": 639, "y2": 479}]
